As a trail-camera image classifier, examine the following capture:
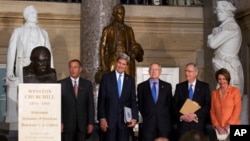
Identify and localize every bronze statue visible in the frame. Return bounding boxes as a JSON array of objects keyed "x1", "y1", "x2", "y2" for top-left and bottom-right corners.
[
  {"x1": 23, "y1": 46, "x2": 57, "y2": 83},
  {"x1": 96, "y1": 4, "x2": 144, "y2": 83}
]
